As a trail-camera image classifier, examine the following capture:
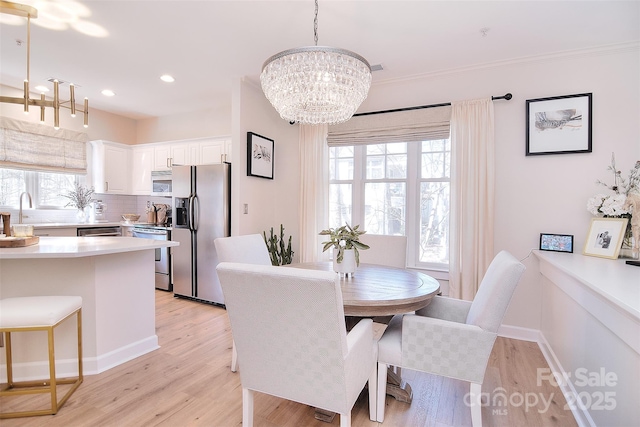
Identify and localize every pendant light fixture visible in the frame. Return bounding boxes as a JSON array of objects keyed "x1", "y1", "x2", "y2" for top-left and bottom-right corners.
[
  {"x1": 0, "y1": 1, "x2": 89, "y2": 129},
  {"x1": 260, "y1": 0, "x2": 371, "y2": 125}
]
